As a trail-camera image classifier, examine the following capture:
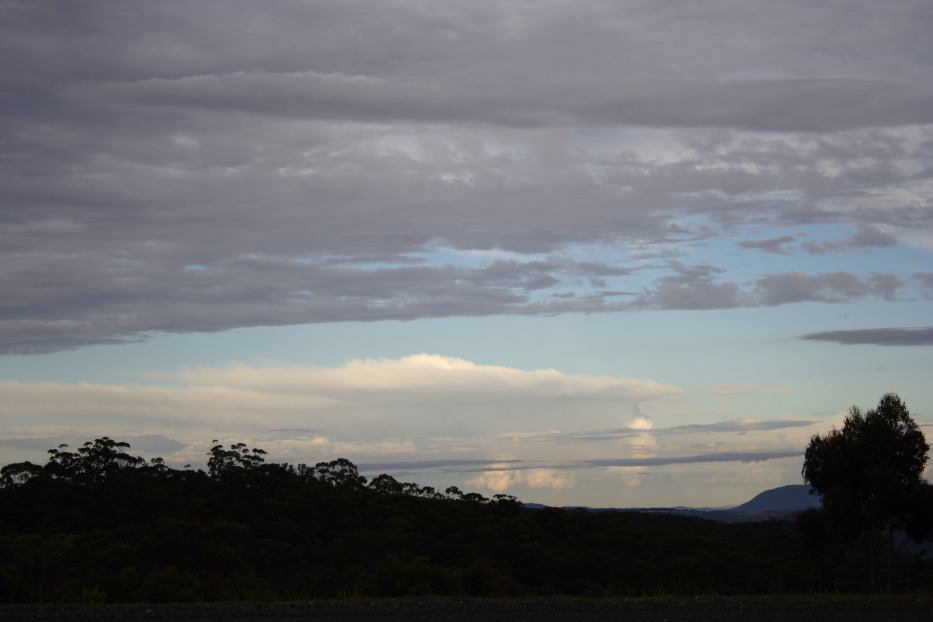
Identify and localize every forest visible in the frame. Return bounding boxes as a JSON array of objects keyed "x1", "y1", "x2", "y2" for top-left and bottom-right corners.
[{"x1": 1, "y1": 428, "x2": 931, "y2": 603}]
